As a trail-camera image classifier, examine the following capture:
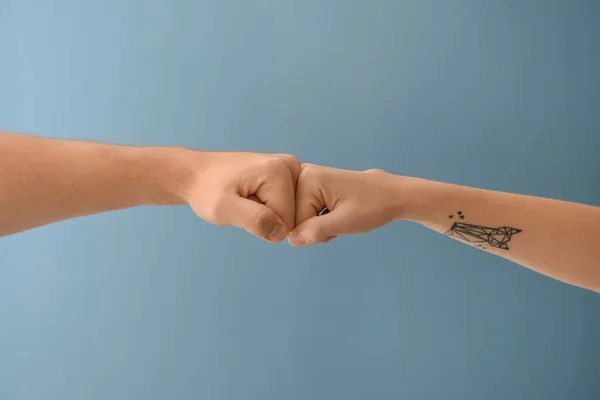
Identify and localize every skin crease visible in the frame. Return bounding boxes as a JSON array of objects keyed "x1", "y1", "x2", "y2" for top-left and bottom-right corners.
[{"x1": 1, "y1": 132, "x2": 600, "y2": 292}]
